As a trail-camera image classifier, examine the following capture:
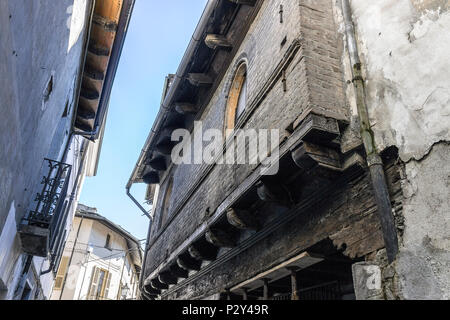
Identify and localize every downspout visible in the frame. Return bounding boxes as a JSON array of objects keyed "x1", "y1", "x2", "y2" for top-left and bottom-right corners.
[
  {"x1": 138, "y1": 214, "x2": 153, "y2": 300},
  {"x1": 59, "y1": 215, "x2": 85, "y2": 300},
  {"x1": 341, "y1": 0, "x2": 398, "y2": 263}
]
